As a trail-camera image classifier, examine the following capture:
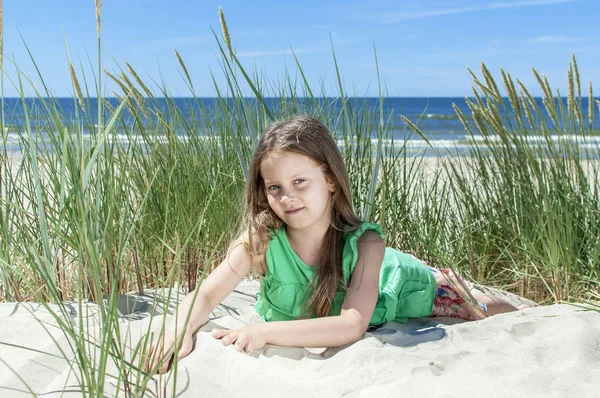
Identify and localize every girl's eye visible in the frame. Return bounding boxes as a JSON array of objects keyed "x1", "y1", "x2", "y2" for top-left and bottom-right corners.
[
  {"x1": 294, "y1": 179, "x2": 305, "y2": 184},
  {"x1": 268, "y1": 185, "x2": 280, "y2": 191}
]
